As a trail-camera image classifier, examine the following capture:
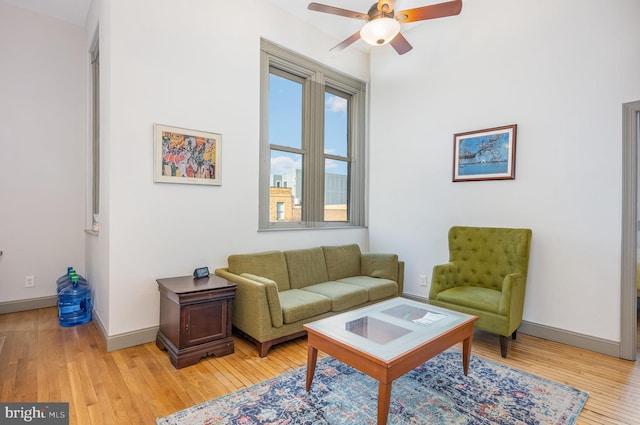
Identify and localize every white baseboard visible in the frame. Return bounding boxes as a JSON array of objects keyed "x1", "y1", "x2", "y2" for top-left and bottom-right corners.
[
  {"x1": 518, "y1": 320, "x2": 619, "y2": 358},
  {"x1": 91, "y1": 308, "x2": 158, "y2": 352},
  {"x1": 0, "y1": 295, "x2": 57, "y2": 314},
  {"x1": 403, "y1": 293, "x2": 620, "y2": 358}
]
